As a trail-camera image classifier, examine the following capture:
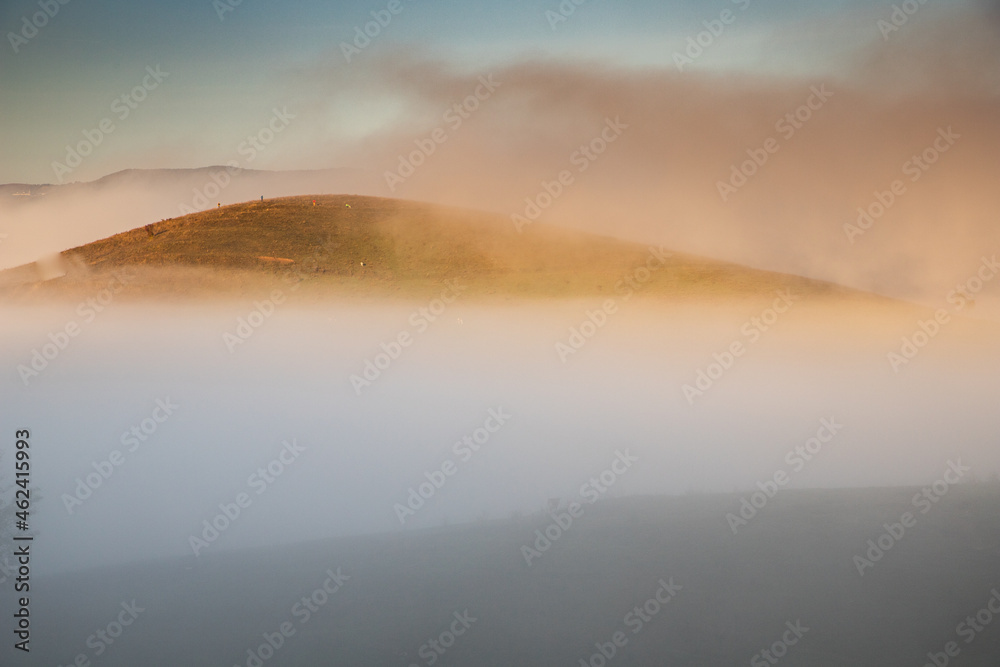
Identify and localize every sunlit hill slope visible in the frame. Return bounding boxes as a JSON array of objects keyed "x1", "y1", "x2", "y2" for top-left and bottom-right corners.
[{"x1": 1, "y1": 195, "x2": 867, "y2": 302}]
